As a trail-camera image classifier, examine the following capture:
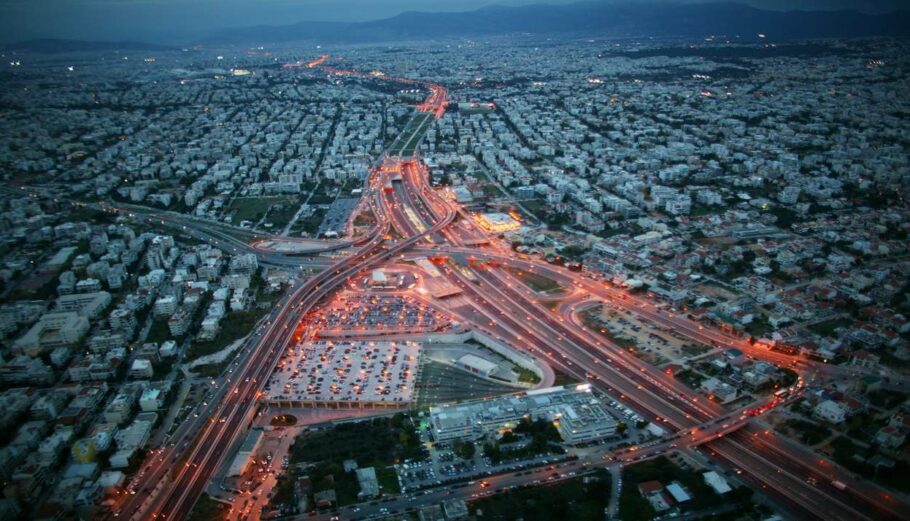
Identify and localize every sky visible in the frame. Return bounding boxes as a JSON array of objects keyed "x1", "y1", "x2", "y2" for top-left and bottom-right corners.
[{"x1": 0, "y1": 0, "x2": 905, "y2": 44}]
